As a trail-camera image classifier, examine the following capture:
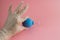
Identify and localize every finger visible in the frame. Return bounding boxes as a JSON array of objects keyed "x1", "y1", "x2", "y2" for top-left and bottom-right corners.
[
  {"x1": 14, "y1": 1, "x2": 24, "y2": 14},
  {"x1": 17, "y1": 4, "x2": 29, "y2": 16},
  {"x1": 8, "y1": 4, "x2": 12, "y2": 15}
]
